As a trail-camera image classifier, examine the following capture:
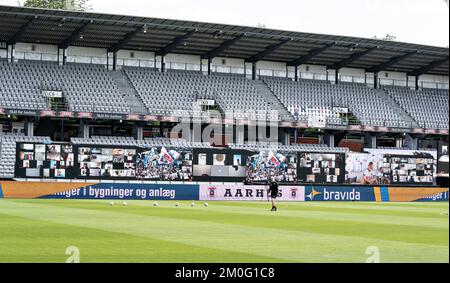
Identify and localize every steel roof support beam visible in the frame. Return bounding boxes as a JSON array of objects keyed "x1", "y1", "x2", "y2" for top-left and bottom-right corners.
[
  {"x1": 246, "y1": 38, "x2": 292, "y2": 63},
  {"x1": 59, "y1": 21, "x2": 92, "y2": 49},
  {"x1": 327, "y1": 46, "x2": 378, "y2": 70},
  {"x1": 156, "y1": 29, "x2": 197, "y2": 57},
  {"x1": 108, "y1": 26, "x2": 143, "y2": 53},
  {"x1": 202, "y1": 34, "x2": 246, "y2": 59},
  {"x1": 7, "y1": 16, "x2": 37, "y2": 45},
  {"x1": 366, "y1": 51, "x2": 417, "y2": 73},
  {"x1": 287, "y1": 43, "x2": 335, "y2": 67},
  {"x1": 408, "y1": 57, "x2": 449, "y2": 77}
]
